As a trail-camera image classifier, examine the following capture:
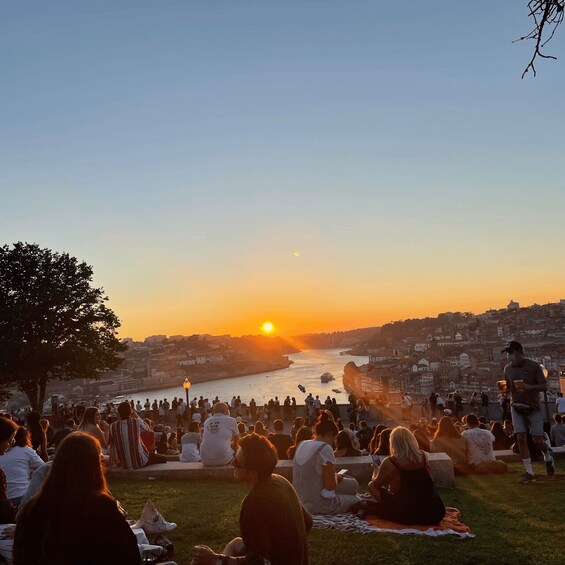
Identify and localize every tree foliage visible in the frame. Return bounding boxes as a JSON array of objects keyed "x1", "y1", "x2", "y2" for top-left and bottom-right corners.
[
  {"x1": 0, "y1": 242, "x2": 126, "y2": 411},
  {"x1": 519, "y1": 0, "x2": 565, "y2": 77}
]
